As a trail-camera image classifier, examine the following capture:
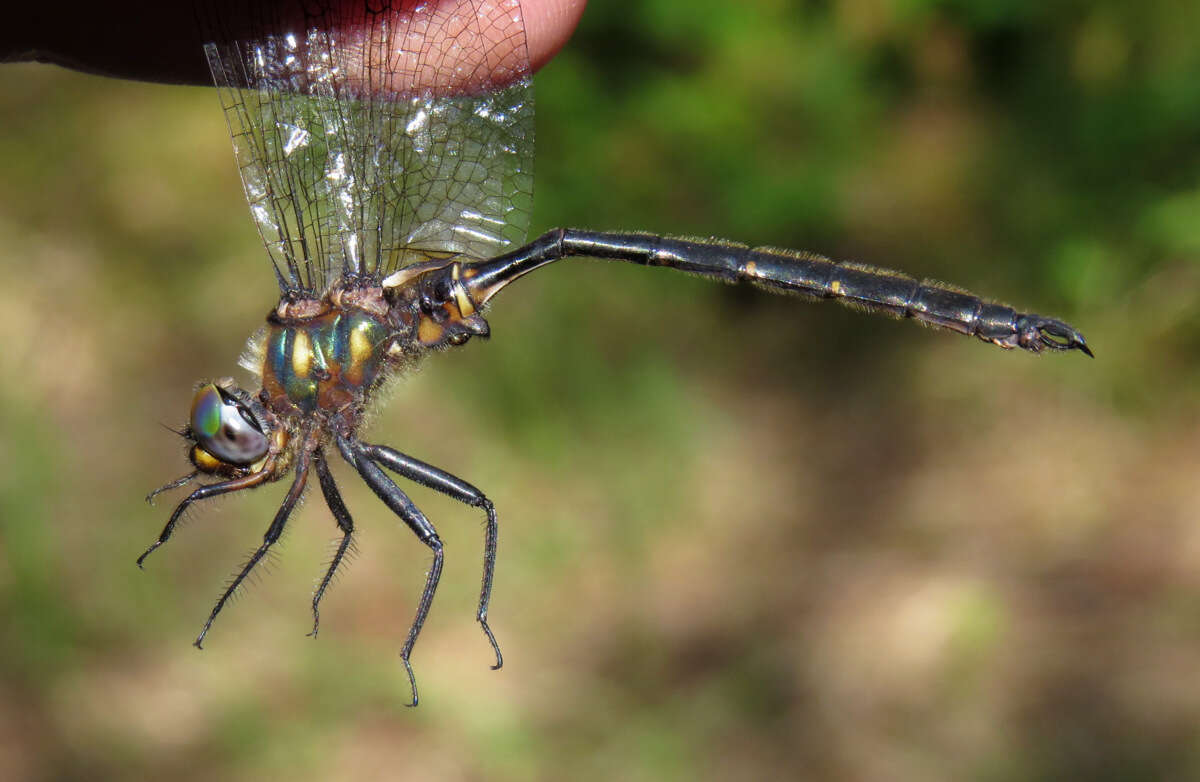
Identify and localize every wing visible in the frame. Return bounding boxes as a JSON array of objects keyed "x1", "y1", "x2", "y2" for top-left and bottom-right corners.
[{"x1": 202, "y1": 0, "x2": 534, "y2": 295}]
